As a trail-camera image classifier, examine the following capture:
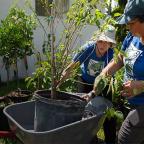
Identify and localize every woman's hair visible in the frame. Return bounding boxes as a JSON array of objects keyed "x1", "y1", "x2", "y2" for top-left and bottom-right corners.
[{"x1": 136, "y1": 15, "x2": 144, "y2": 23}]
